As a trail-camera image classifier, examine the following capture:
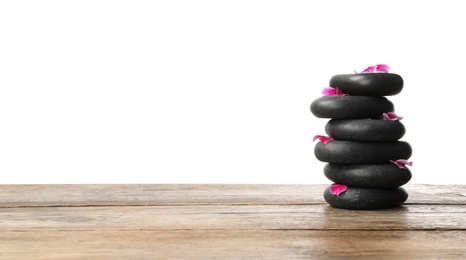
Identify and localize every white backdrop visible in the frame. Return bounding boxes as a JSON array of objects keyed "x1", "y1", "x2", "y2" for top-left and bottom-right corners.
[{"x1": 1, "y1": 0, "x2": 465, "y2": 184}]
